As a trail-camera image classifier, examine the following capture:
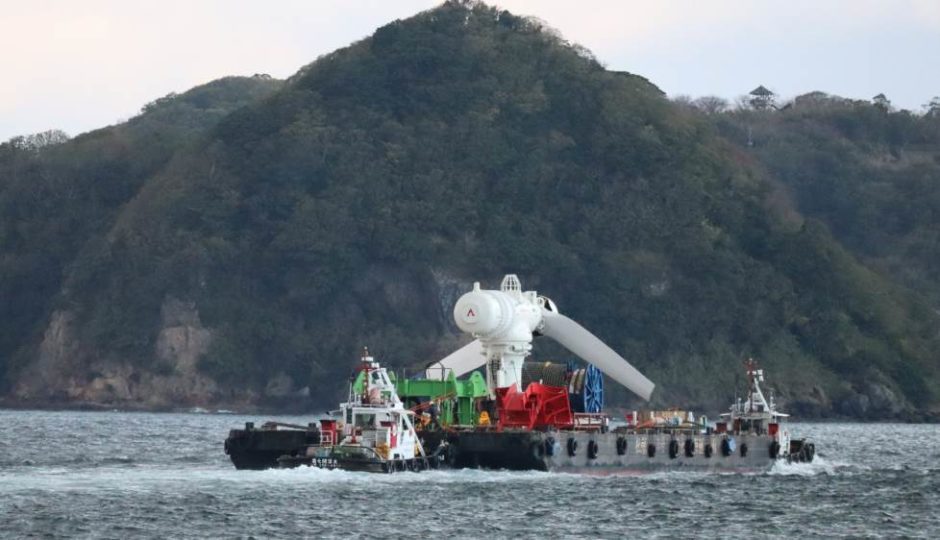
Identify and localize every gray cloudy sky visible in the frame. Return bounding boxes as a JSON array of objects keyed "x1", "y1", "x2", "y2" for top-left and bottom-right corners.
[{"x1": 3, "y1": 0, "x2": 939, "y2": 141}]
